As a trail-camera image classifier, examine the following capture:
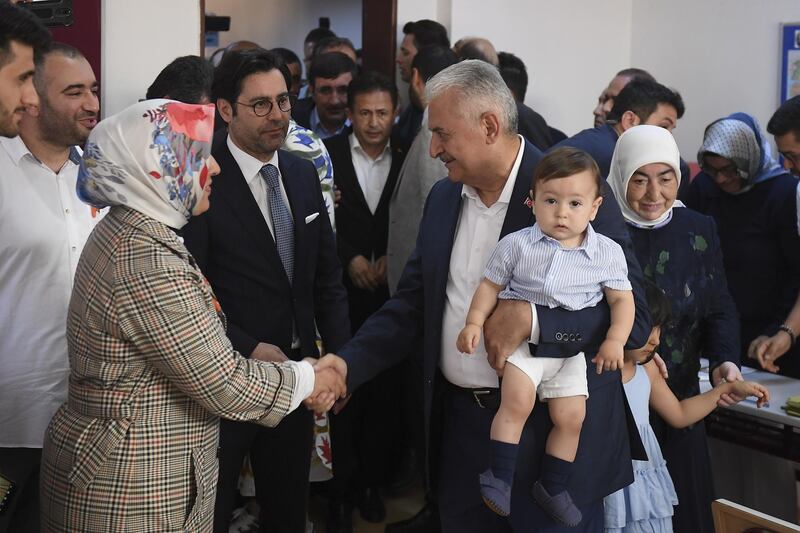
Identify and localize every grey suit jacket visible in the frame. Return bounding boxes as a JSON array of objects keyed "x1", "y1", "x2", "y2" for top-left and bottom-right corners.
[{"x1": 386, "y1": 110, "x2": 447, "y2": 293}]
